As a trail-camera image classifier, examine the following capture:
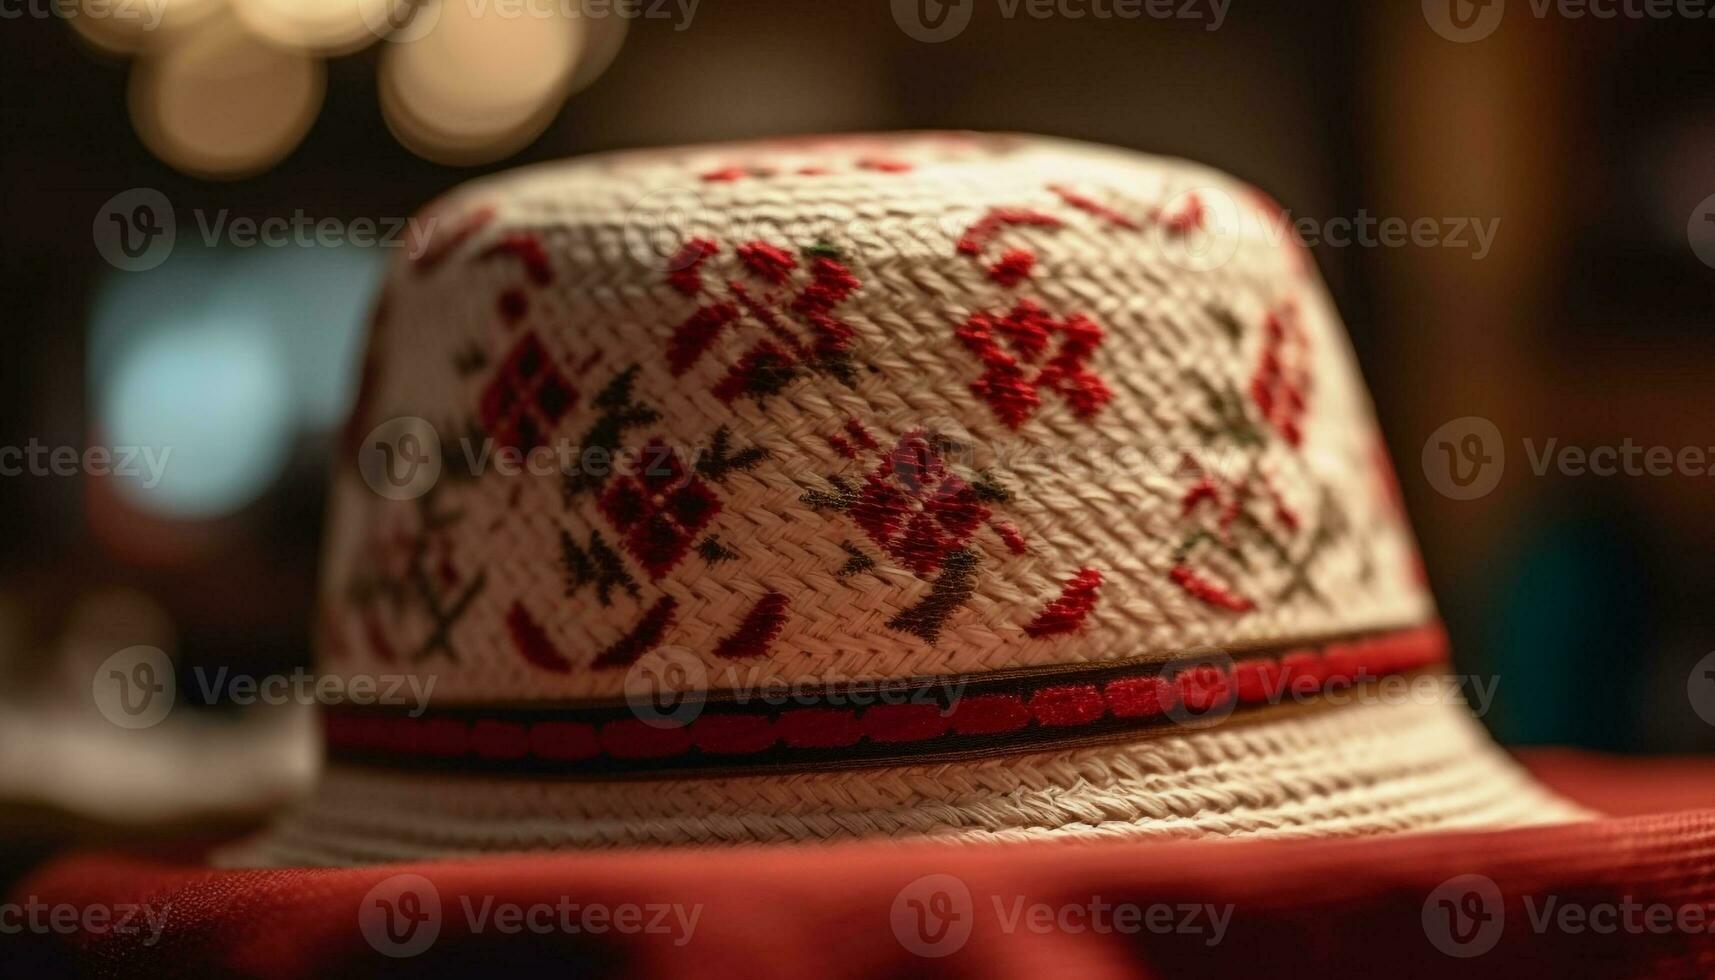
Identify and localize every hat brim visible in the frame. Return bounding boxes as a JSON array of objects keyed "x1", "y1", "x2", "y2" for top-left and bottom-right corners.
[
  {"x1": 219, "y1": 695, "x2": 1584, "y2": 865},
  {"x1": 11, "y1": 750, "x2": 1714, "y2": 977}
]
